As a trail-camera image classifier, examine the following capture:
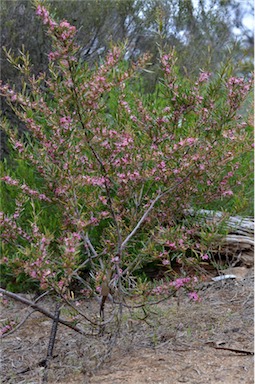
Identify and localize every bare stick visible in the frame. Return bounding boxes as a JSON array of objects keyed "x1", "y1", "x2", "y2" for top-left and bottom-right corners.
[
  {"x1": 0, "y1": 288, "x2": 93, "y2": 337},
  {"x1": 211, "y1": 345, "x2": 254, "y2": 355},
  {"x1": 42, "y1": 302, "x2": 61, "y2": 383},
  {"x1": 120, "y1": 191, "x2": 162, "y2": 251}
]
